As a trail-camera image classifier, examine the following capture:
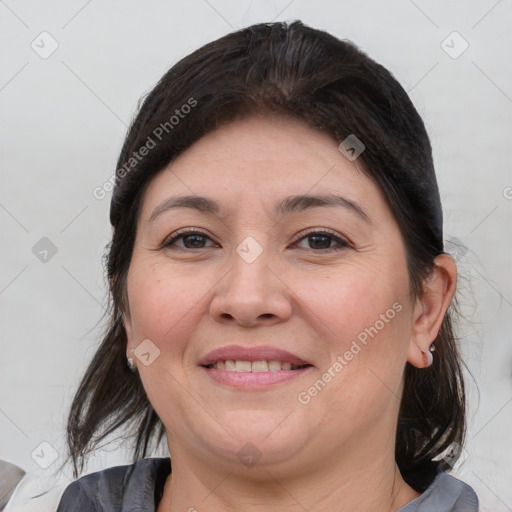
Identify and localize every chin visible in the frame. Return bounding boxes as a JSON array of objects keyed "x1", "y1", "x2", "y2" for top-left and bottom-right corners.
[{"x1": 197, "y1": 411, "x2": 308, "y2": 469}]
